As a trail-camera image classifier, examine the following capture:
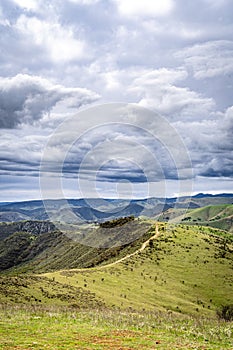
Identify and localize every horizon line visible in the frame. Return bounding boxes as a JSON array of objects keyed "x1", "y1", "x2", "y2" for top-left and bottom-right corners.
[{"x1": 1, "y1": 192, "x2": 233, "y2": 204}]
